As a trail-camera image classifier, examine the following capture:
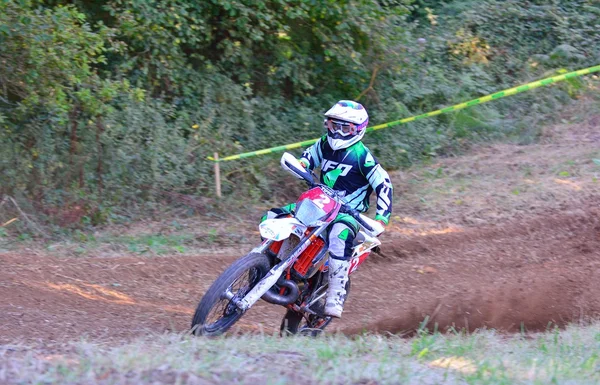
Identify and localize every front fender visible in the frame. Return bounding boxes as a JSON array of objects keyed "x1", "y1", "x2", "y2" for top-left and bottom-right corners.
[{"x1": 259, "y1": 217, "x2": 306, "y2": 241}]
